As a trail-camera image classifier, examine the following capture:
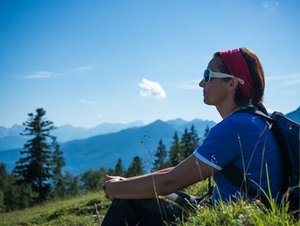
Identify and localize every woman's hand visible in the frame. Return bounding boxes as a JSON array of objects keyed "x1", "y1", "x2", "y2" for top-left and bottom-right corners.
[
  {"x1": 106, "y1": 175, "x2": 127, "y2": 182},
  {"x1": 103, "y1": 175, "x2": 127, "y2": 200}
]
